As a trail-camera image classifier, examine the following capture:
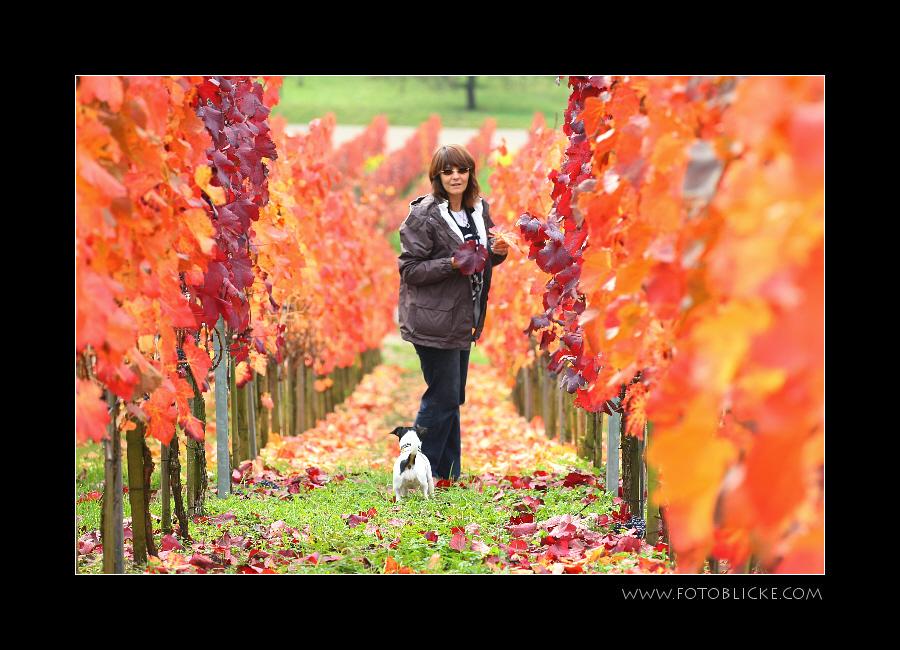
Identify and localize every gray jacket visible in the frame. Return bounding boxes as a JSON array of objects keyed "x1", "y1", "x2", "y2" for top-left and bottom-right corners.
[{"x1": 397, "y1": 194, "x2": 507, "y2": 349}]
